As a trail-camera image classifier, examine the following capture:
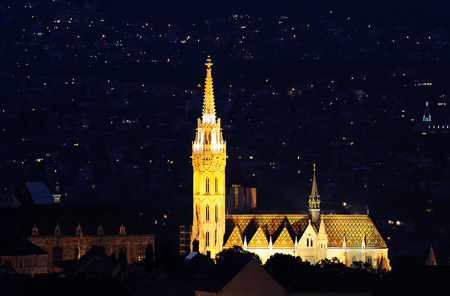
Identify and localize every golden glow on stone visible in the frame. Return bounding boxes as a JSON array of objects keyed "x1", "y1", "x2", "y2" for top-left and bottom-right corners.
[{"x1": 192, "y1": 57, "x2": 227, "y2": 258}]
